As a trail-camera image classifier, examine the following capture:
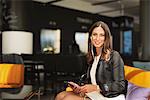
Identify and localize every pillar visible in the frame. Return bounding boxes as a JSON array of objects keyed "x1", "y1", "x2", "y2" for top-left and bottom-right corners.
[{"x1": 140, "y1": 0, "x2": 150, "y2": 60}]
